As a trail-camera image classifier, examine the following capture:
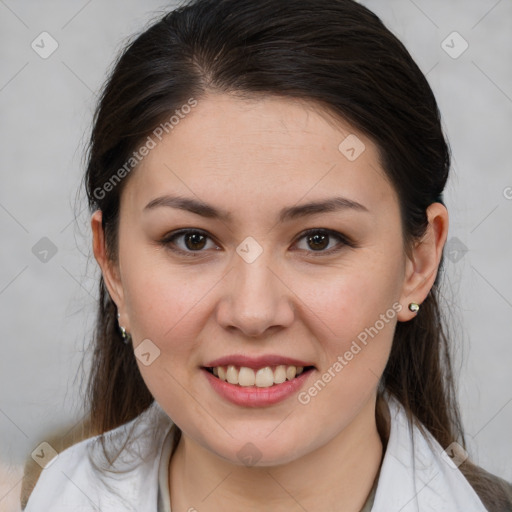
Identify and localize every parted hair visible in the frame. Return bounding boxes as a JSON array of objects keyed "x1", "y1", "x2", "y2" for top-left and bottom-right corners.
[{"x1": 26, "y1": 0, "x2": 512, "y2": 510}]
